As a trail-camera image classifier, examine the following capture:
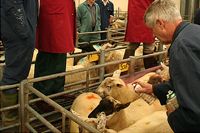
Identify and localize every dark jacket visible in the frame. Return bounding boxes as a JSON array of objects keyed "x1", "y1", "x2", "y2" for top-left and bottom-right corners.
[
  {"x1": 1, "y1": 0, "x2": 38, "y2": 41},
  {"x1": 0, "y1": 0, "x2": 38, "y2": 86},
  {"x1": 96, "y1": 0, "x2": 114, "y2": 30},
  {"x1": 154, "y1": 22, "x2": 200, "y2": 132}
]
